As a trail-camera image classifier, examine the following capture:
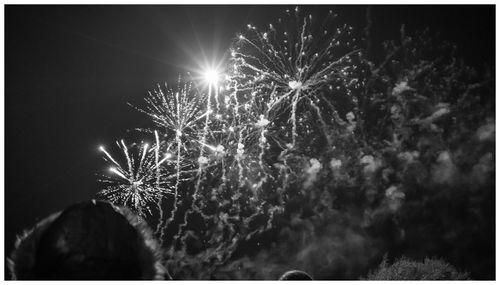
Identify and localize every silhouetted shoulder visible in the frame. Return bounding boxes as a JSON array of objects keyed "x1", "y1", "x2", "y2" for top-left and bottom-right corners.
[{"x1": 8, "y1": 200, "x2": 167, "y2": 280}]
